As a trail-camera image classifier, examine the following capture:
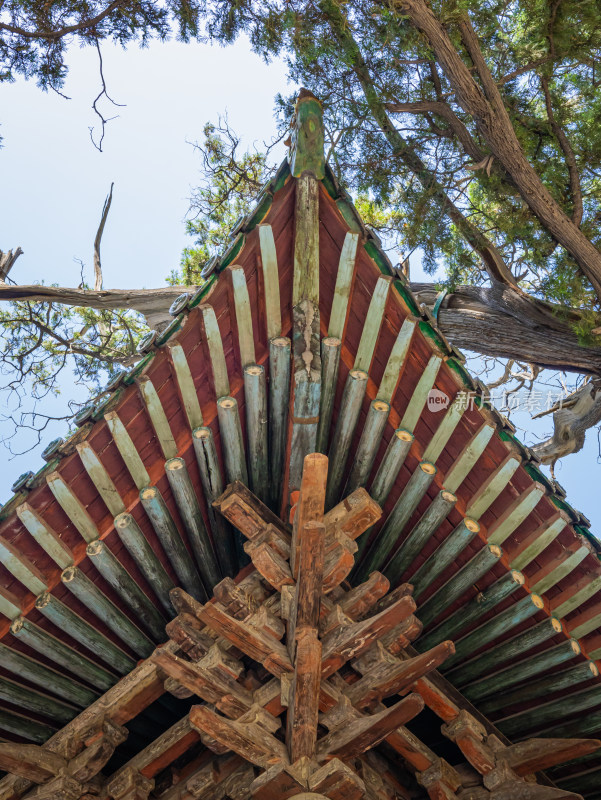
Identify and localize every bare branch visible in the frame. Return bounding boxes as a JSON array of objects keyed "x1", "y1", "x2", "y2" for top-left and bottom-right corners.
[
  {"x1": 94, "y1": 182, "x2": 114, "y2": 290},
  {"x1": 0, "y1": 248, "x2": 23, "y2": 283}
]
